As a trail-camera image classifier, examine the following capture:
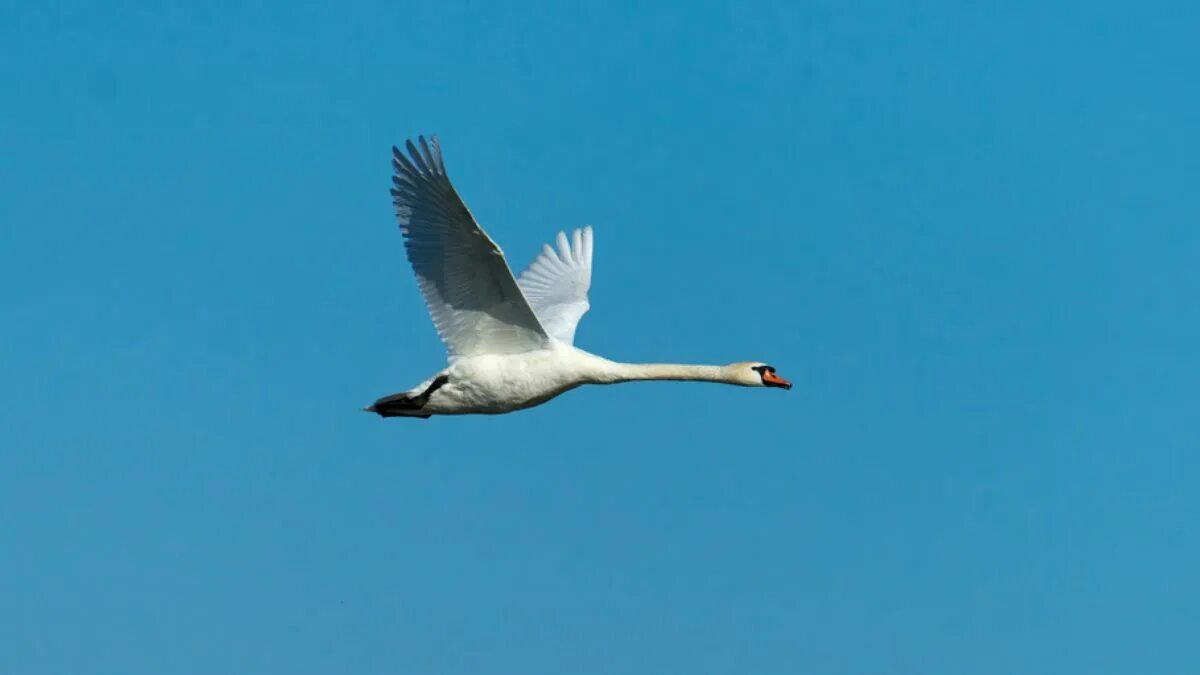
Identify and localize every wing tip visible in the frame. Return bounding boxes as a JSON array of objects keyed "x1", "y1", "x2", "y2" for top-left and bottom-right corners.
[{"x1": 393, "y1": 134, "x2": 445, "y2": 177}]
